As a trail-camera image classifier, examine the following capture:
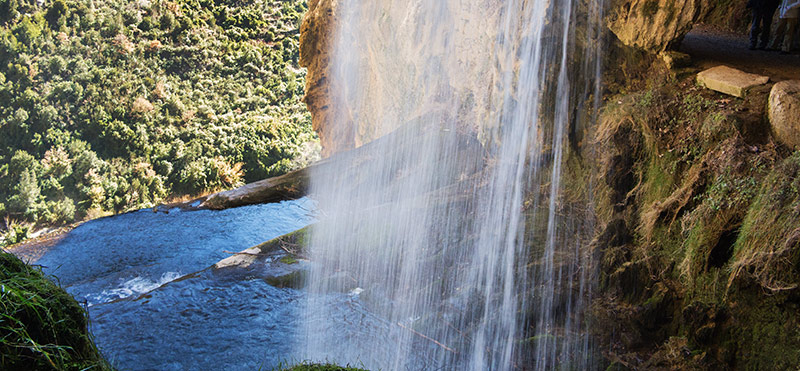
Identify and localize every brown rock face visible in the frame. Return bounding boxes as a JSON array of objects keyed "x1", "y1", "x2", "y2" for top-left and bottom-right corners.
[
  {"x1": 768, "y1": 80, "x2": 800, "y2": 150},
  {"x1": 300, "y1": 0, "x2": 348, "y2": 156},
  {"x1": 298, "y1": 0, "x2": 732, "y2": 156},
  {"x1": 606, "y1": 0, "x2": 713, "y2": 52},
  {"x1": 300, "y1": 0, "x2": 506, "y2": 156}
]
